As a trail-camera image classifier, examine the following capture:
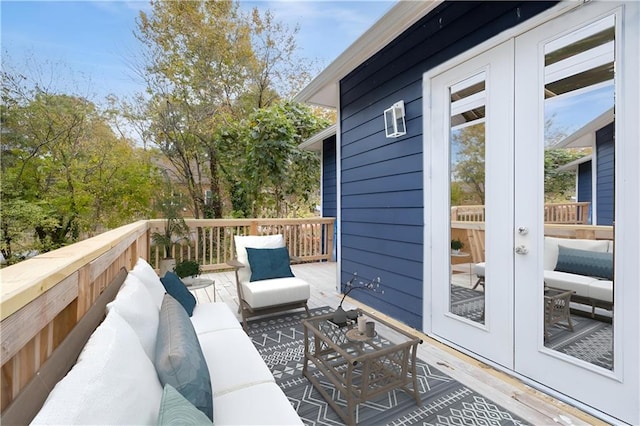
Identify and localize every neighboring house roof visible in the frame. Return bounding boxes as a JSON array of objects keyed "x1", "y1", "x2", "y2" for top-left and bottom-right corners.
[
  {"x1": 553, "y1": 107, "x2": 614, "y2": 149},
  {"x1": 294, "y1": 0, "x2": 443, "y2": 108},
  {"x1": 299, "y1": 124, "x2": 336, "y2": 151},
  {"x1": 557, "y1": 154, "x2": 593, "y2": 172}
]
